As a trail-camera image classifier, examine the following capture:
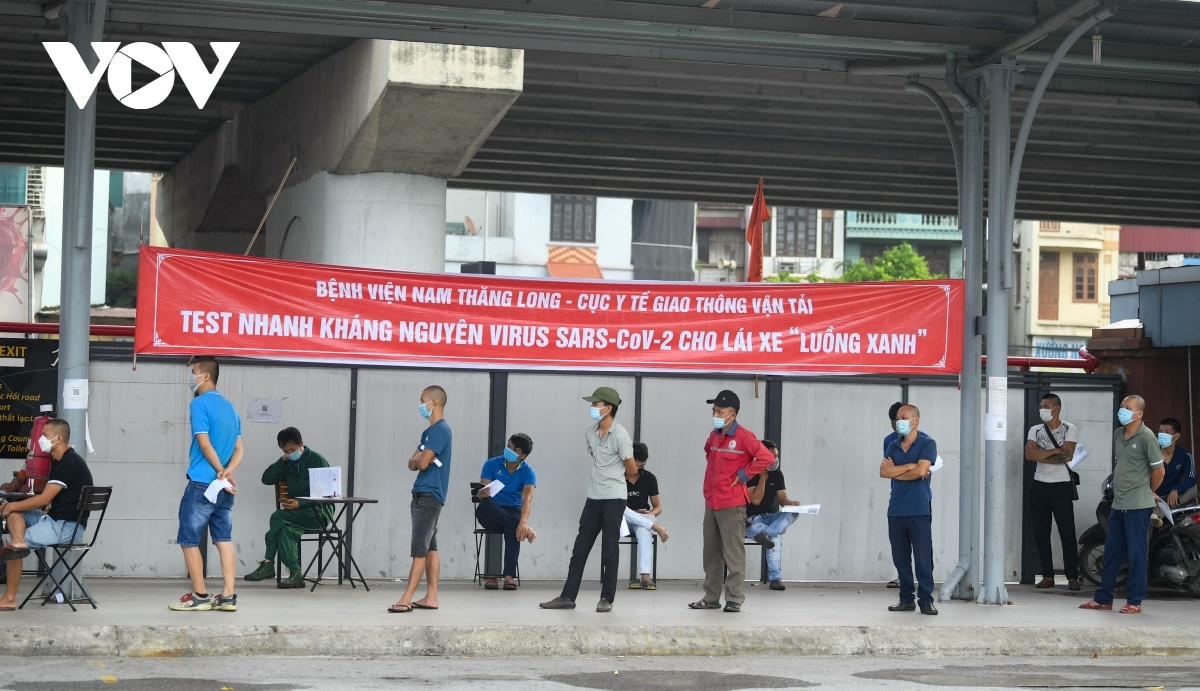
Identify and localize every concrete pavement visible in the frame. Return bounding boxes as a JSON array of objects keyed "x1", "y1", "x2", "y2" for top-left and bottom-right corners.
[{"x1": 2, "y1": 578, "x2": 1199, "y2": 658}]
